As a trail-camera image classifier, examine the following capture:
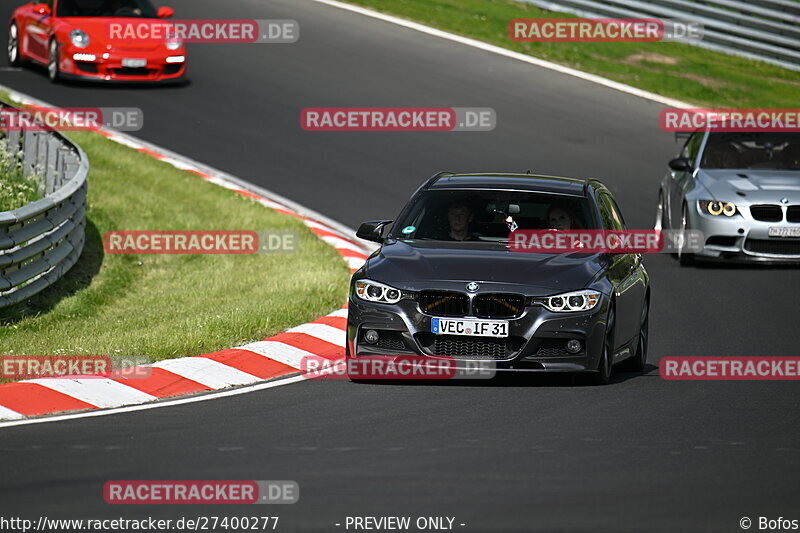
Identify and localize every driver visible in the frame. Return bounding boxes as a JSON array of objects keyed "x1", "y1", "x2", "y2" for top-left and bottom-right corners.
[{"x1": 446, "y1": 201, "x2": 475, "y2": 241}]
